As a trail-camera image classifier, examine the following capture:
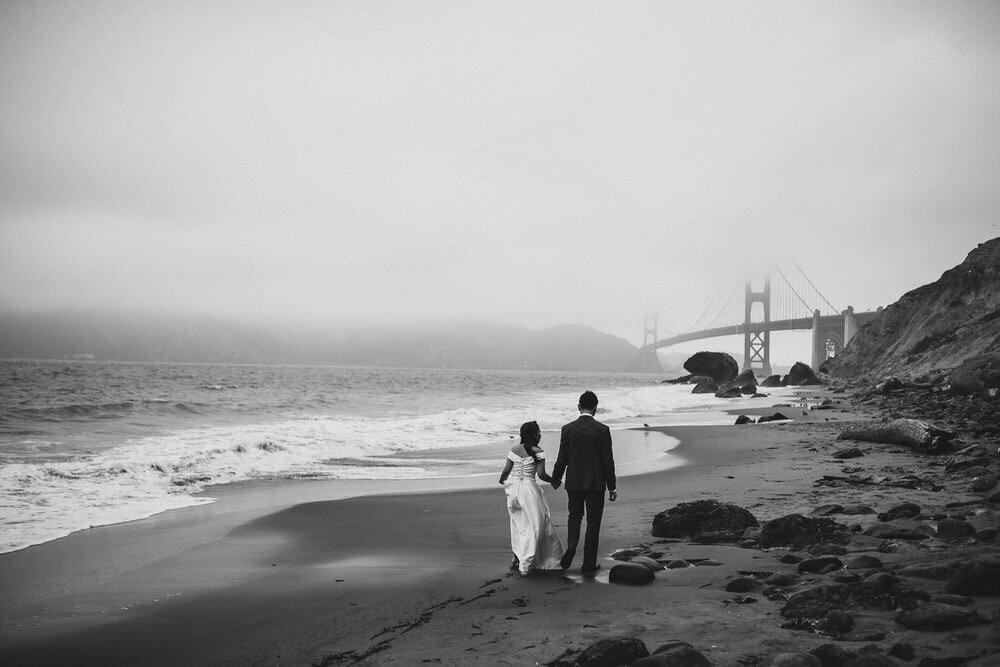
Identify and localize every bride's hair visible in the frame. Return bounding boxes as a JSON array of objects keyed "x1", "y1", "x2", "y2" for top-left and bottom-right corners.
[{"x1": 519, "y1": 421, "x2": 541, "y2": 462}]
